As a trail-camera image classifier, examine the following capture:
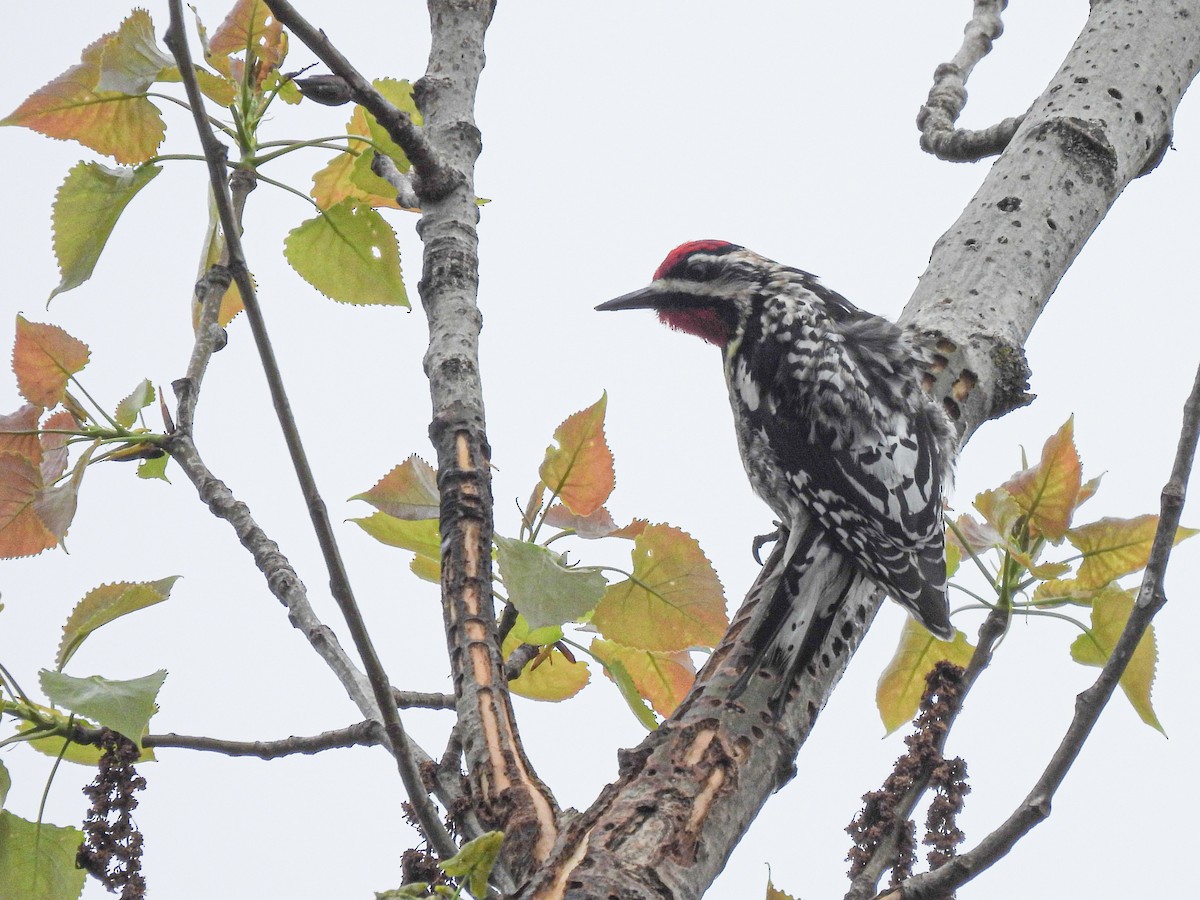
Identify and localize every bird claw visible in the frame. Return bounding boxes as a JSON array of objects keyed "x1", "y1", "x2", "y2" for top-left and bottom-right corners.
[{"x1": 752, "y1": 524, "x2": 782, "y2": 565}]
